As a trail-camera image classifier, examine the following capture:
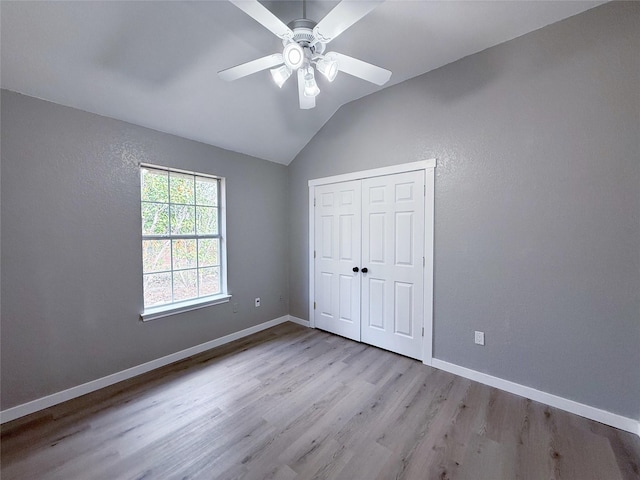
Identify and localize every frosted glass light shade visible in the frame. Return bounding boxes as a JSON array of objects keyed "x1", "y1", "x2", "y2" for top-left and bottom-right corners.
[
  {"x1": 283, "y1": 42, "x2": 304, "y2": 70},
  {"x1": 303, "y1": 67, "x2": 320, "y2": 97},
  {"x1": 270, "y1": 65, "x2": 292, "y2": 88},
  {"x1": 316, "y1": 57, "x2": 338, "y2": 82}
]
